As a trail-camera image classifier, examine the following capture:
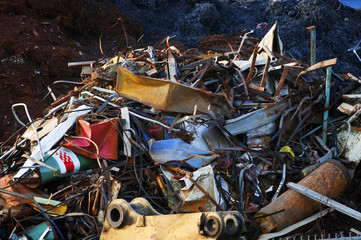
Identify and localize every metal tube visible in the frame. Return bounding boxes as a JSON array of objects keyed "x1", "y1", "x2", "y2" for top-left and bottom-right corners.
[
  {"x1": 299, "y1": 116, "x2": 345, "y2": 149},
  {"x1": 11, "y1": 103, "x2": 45, "y2": 162},
  {"x1": 271, "y1": 164, "x2": 286, "y2": 201},
  {"x1": 234, "y1": 30, "x2": 254, "y2": 60},
  {"x1": 342, "y1": 94, "x2": 361, "y2": 99},
  {"x1": 67, "y1": 61, "x2": 96, "y2": 67},
  {"x1": 255, "y1": 159, "x2": 349, "y2": 233},
  {"x1": 322, "y1": 66, "x2": 332, "y2": 143}
]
